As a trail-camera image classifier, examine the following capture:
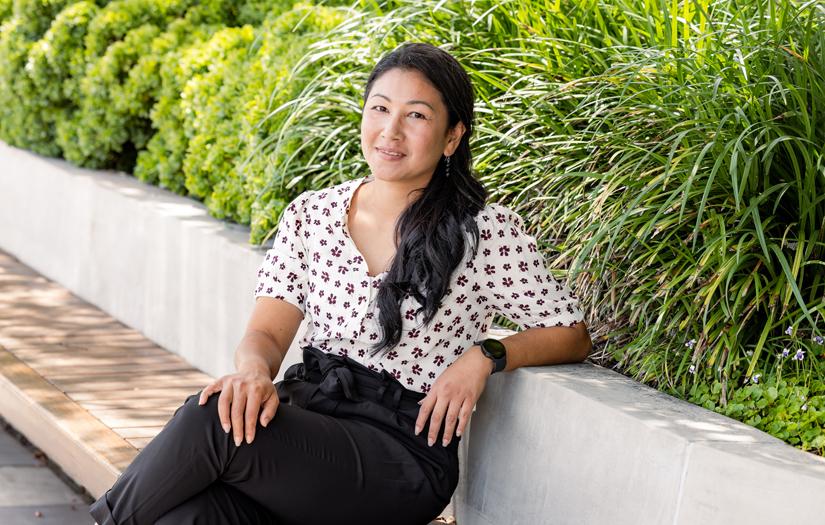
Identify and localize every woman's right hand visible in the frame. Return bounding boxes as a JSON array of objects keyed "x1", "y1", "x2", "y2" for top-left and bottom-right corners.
[{"x1": 198, "y1": 370, "x2": 280, "y2": 446}]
